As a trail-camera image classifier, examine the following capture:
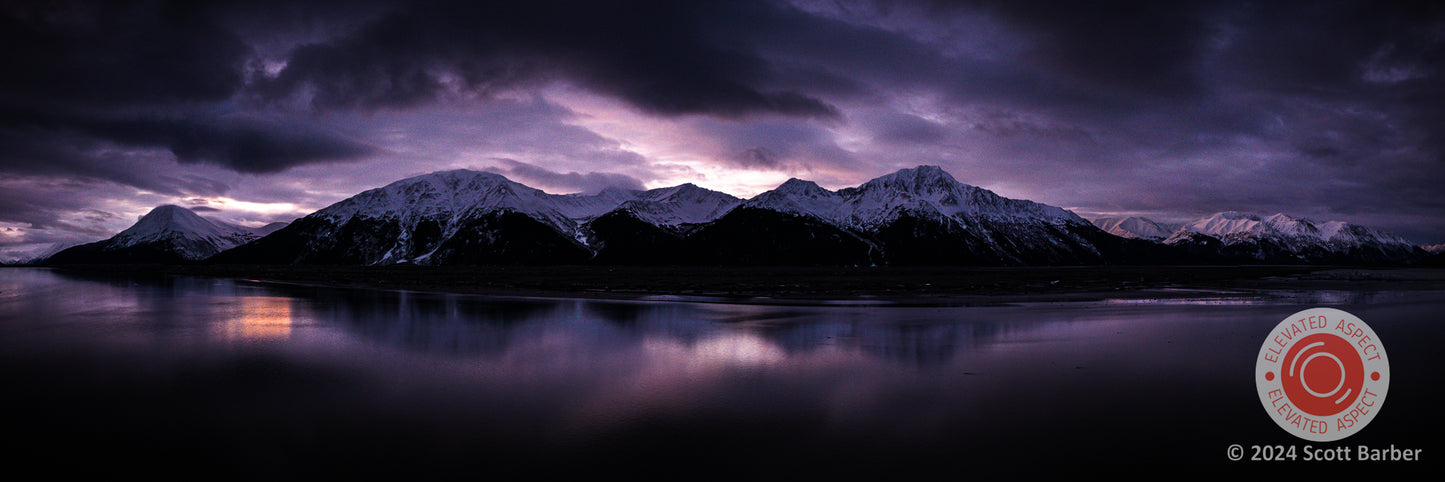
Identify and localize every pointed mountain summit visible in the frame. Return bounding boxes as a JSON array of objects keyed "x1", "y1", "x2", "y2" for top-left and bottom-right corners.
[{"x1": 46, "y1": 205, "x2": 276, "y2": 264}]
